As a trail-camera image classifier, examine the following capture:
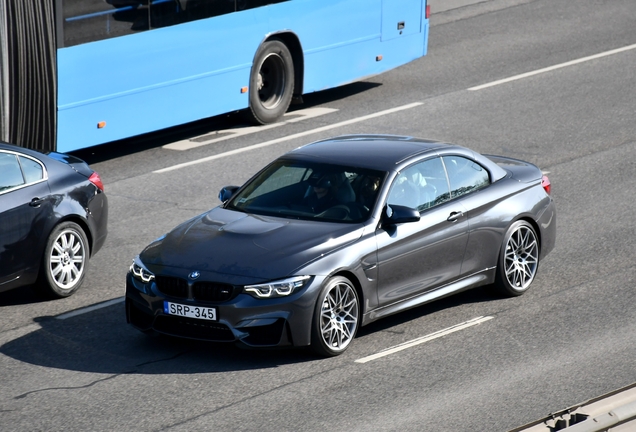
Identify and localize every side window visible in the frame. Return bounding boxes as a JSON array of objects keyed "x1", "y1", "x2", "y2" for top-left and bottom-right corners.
[
  {"x1": 19, "y1": 156, "x2": 45, "y2": 184},
  {"x1": 387, "y1": 157, "x2": 451, "y2": 211},
  {"x1": 62, "y1": 0, "x2": 237, "y2": 46},
  {"x1": 62, "y1": 0, "x2": 291, "y2": 46},
  {"x1": 62, "y1": 1, "x2": 151, "y2": 47},
  {"x1": 153, "y1": 0, "x2": 236, "y2": 28},
  {"x1": 442, "y1": 156, "x2": 489, "y2": 199},
  {"x1": 0, "y1": 153, "x2": 25, "y2": 192},
  {"x1": 239, "y1": 0, "x2": 289, "y2": 11}
]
